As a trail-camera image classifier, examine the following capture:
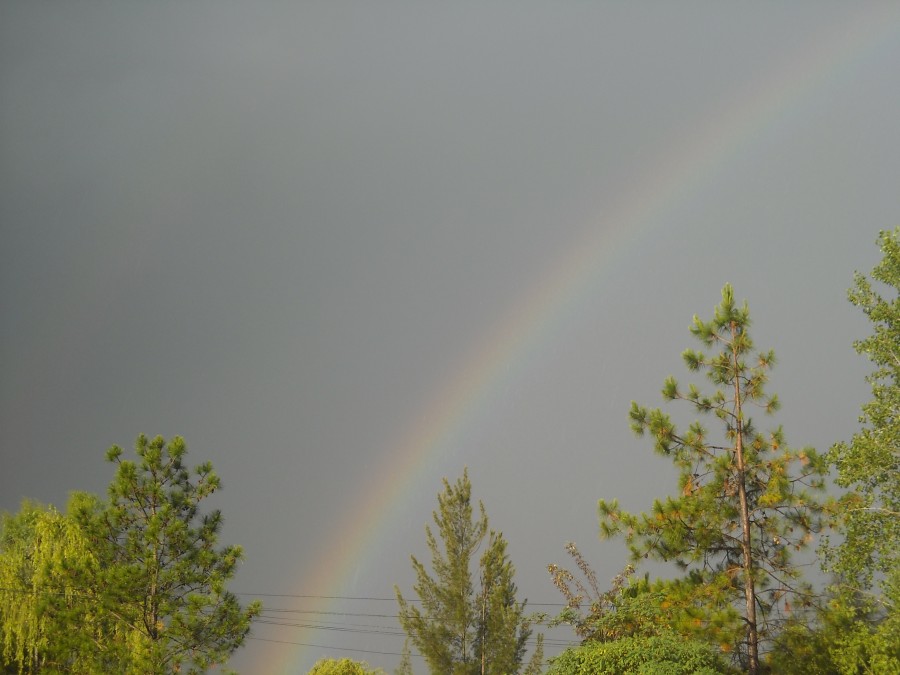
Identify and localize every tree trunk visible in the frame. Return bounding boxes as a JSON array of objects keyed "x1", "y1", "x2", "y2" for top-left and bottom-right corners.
[{"x1": 731, "y1": 321, "x2": 759, "y2": 674}]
